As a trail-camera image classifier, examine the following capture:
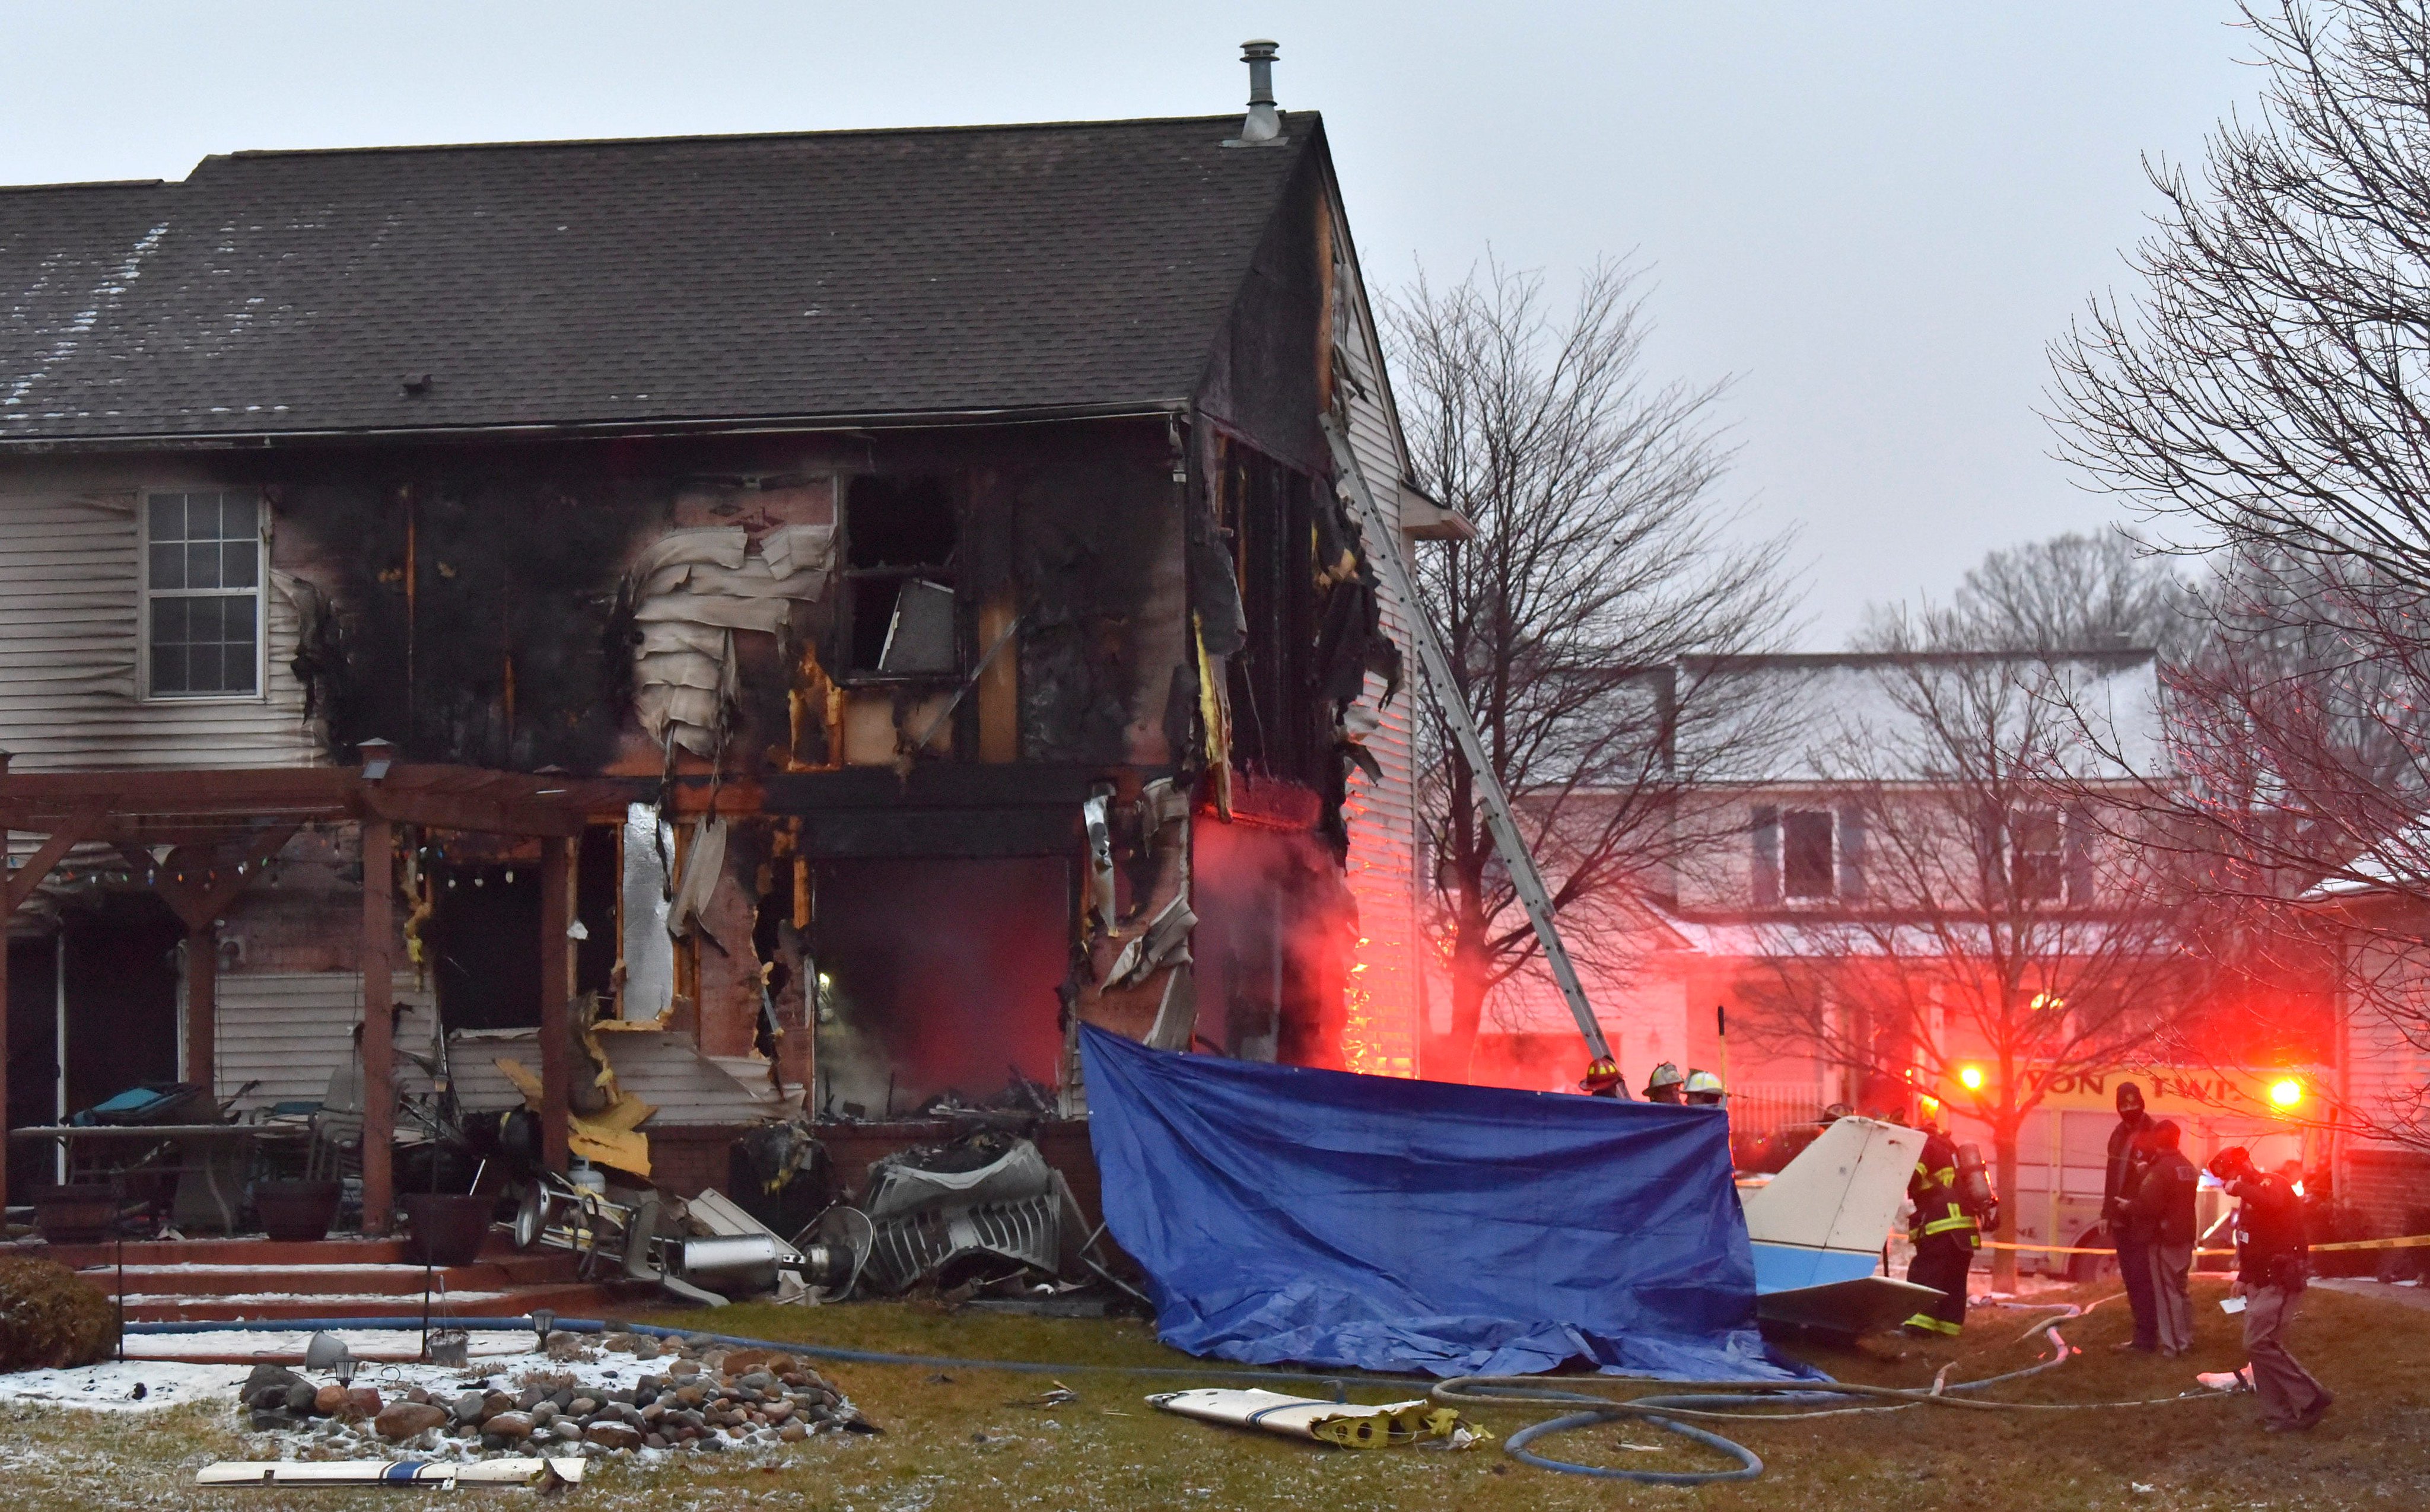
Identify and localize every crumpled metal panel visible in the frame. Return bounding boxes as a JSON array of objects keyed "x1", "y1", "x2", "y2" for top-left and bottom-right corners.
[{"x1": 858, "y1": 1137, "x2": 1061, "y2": 1294}]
